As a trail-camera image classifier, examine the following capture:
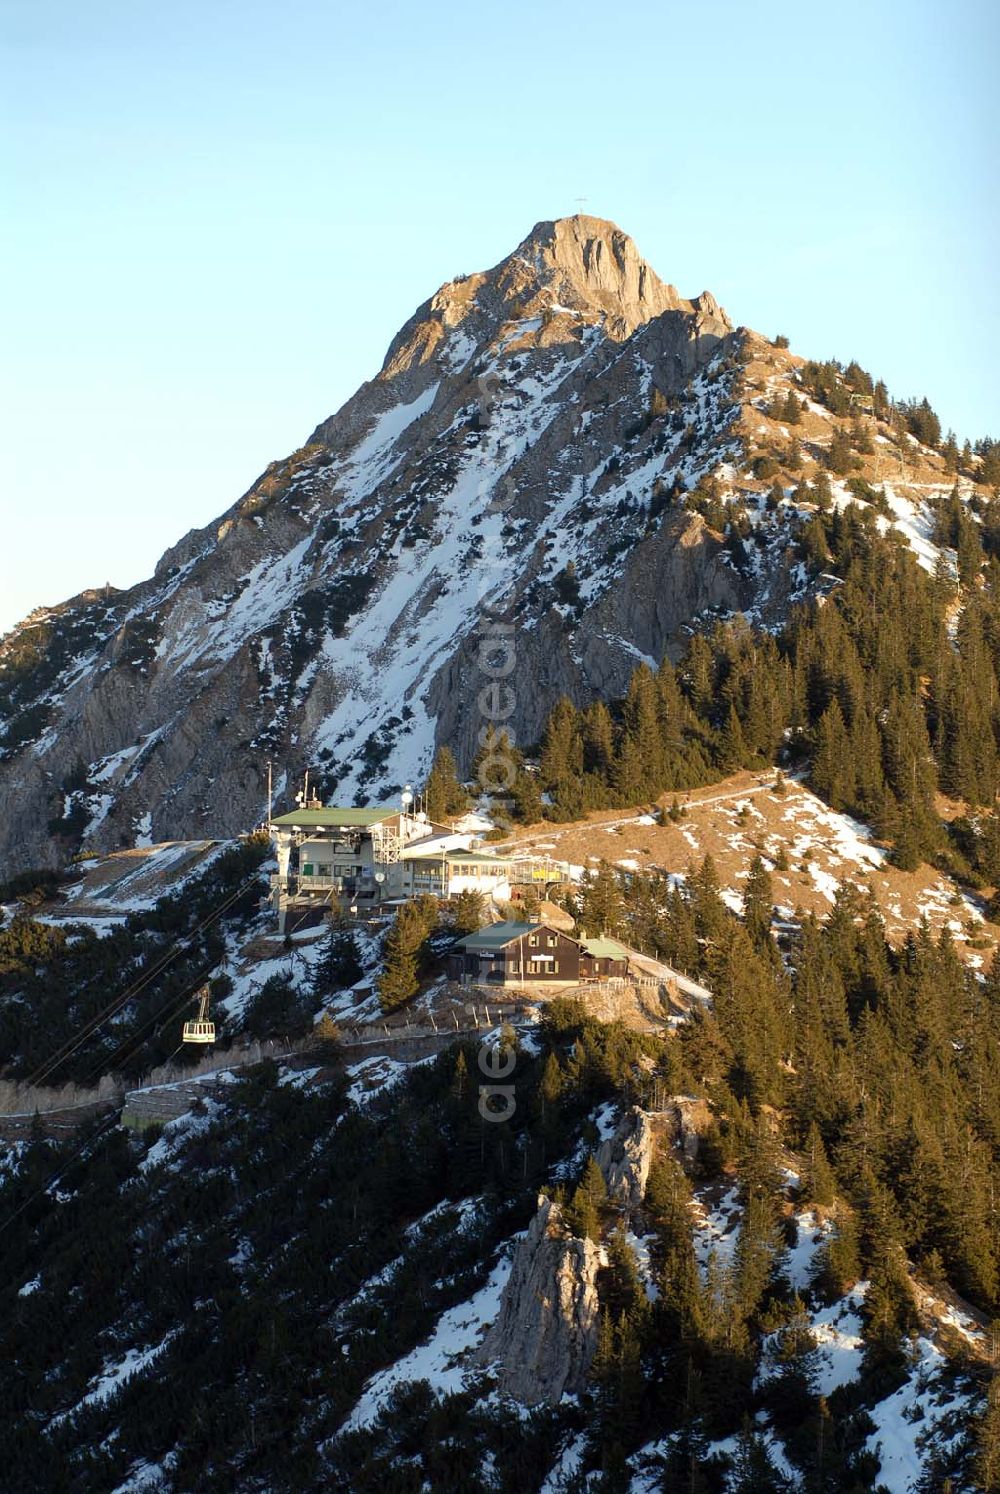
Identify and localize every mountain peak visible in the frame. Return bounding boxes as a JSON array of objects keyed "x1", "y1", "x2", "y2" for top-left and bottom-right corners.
[
  {"x1": 497, "y1": 213, "x2": 725, "y2": 338},
  {"x1": 377, "y1": 216, "x2": 732, "y2": 387},
  {"x1": 513, "y1": 214, "x2": 682, "y2": 323}
]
